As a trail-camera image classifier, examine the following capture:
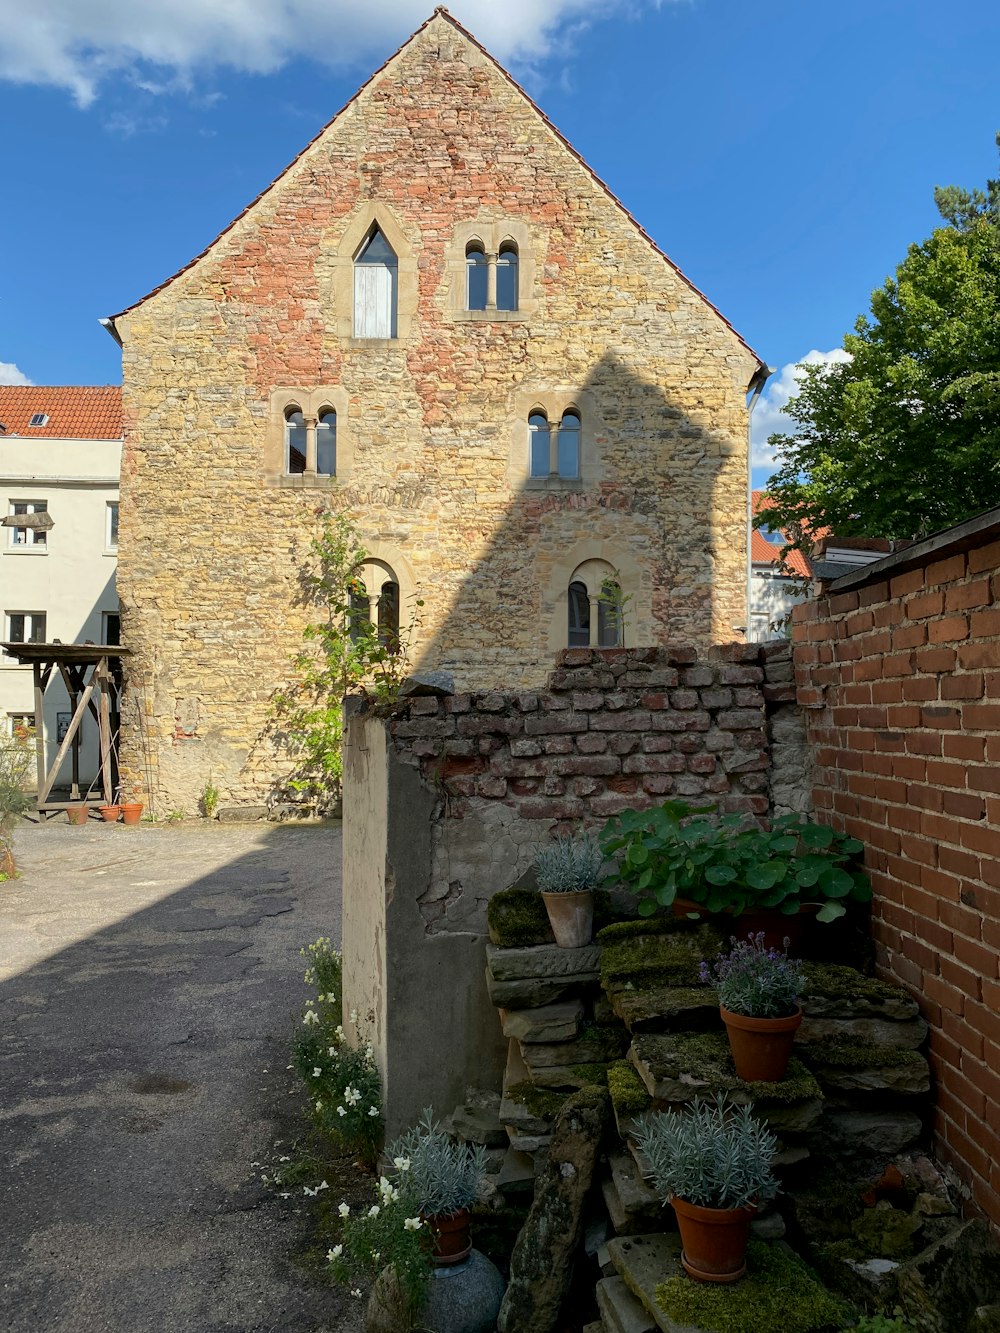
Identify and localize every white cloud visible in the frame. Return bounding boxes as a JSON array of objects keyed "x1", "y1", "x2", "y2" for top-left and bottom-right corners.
[
  {"x1": 750, "y1": 348, "x2": 851, "y2": 470},
  {"x1": 0, "y1": 362, "x2": 33, "y2": 386},
  {"x1": 0, "y1": 0, "x2": 657, "y2": 107}
]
